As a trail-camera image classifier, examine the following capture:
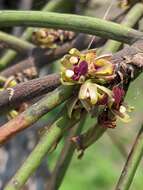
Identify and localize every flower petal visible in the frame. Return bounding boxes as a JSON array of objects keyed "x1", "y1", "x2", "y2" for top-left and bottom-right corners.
[
  {"x1": 87, "y1": 83, "x2": 98, "y2": 104},
  {"x1": 78, "y1": 61, "x2": 88, "y2": 75},
  {"x1": 78, "y1": 83, "x2": 88, "y2": 100},
  {"x1": 112, "y1": 86, "x2": 125, "y2": 106}
]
